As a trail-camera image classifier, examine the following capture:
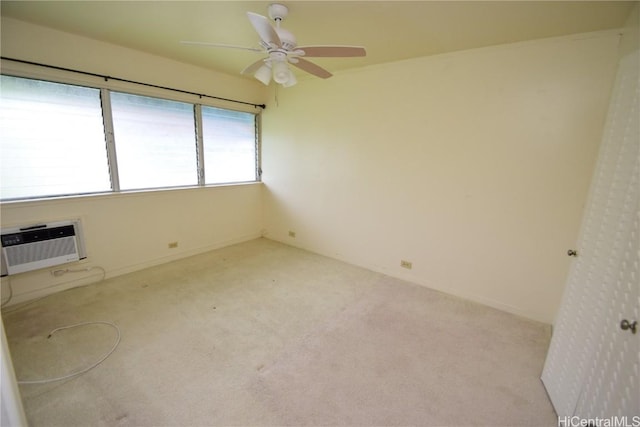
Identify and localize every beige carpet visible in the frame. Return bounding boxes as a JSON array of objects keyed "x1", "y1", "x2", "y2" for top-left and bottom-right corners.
[{"x1": 2, "y1": 238, "x2": 557, "y2": 426}]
